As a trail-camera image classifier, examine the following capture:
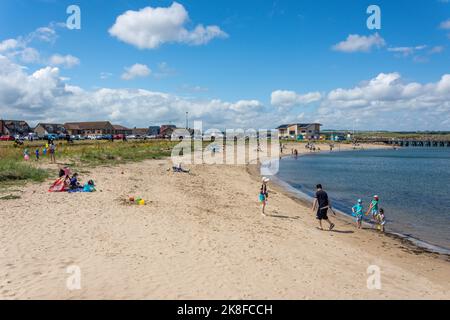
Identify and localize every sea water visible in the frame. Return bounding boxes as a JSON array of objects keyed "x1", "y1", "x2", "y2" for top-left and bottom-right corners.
[{"x1": 277, "y1": 148, "x2": 450, "y2": 253}]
